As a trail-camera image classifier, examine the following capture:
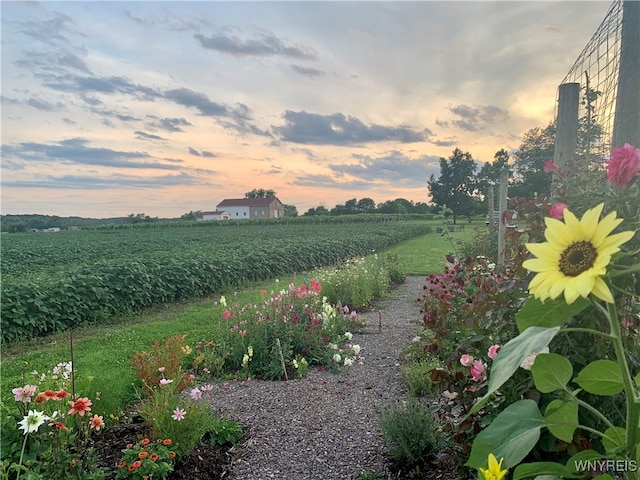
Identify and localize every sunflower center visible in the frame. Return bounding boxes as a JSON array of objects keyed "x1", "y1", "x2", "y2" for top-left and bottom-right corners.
[{"x1": 559, "y1": 241, "x2": 597, "y2": 276}]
